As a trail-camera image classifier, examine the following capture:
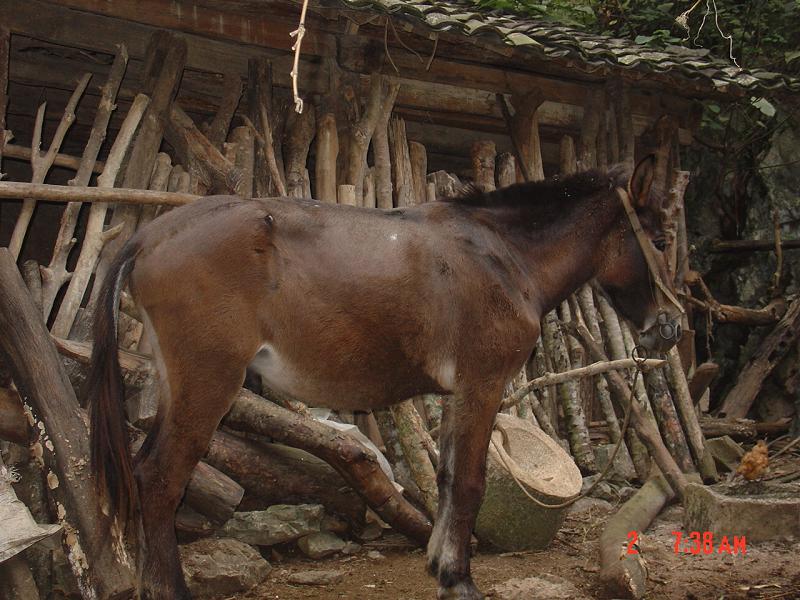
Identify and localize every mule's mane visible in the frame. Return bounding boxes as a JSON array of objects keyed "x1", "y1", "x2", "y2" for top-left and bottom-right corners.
[{"x1": 447, "y1": 166, "x2": 626, "y2": 212}]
